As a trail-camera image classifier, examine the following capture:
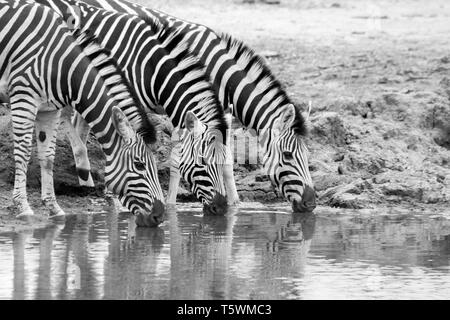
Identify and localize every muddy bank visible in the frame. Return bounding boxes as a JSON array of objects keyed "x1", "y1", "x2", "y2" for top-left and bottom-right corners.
[
  {"x1": 1, "y1": 0, "x2": 450, "y2": 226},
  {"x1": 0, "y1": 188, "x2": 109, "y2": 234}
]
